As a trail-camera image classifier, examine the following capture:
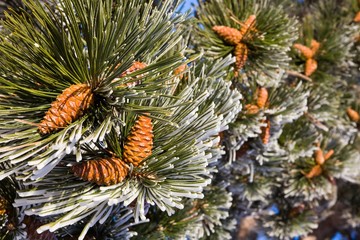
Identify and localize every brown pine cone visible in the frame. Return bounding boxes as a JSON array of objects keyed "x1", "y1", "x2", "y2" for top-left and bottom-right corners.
[
  {"x1": 38, "y1": 84, "x2": 94, "y2": 135},
  {"x1": 71, "y1": 156, "x2": 129, "y2": 186},
  {"x1": 123, "y1": 115, "x2": 153, "y2": 166}
]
